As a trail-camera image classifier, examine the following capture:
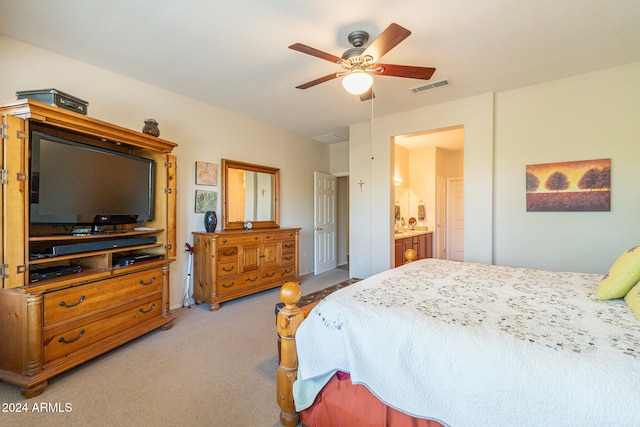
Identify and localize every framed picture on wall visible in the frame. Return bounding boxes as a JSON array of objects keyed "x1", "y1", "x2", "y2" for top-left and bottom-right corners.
[
  {"x1": 526, "y1": 158, "x2": 611, "y2": 211},
  {"x1": 196, "y1": 161, "x2": 218, "y2": 186},
  {"x1": 195, "y1": 190, "x2": 217, "y2": 213}
]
